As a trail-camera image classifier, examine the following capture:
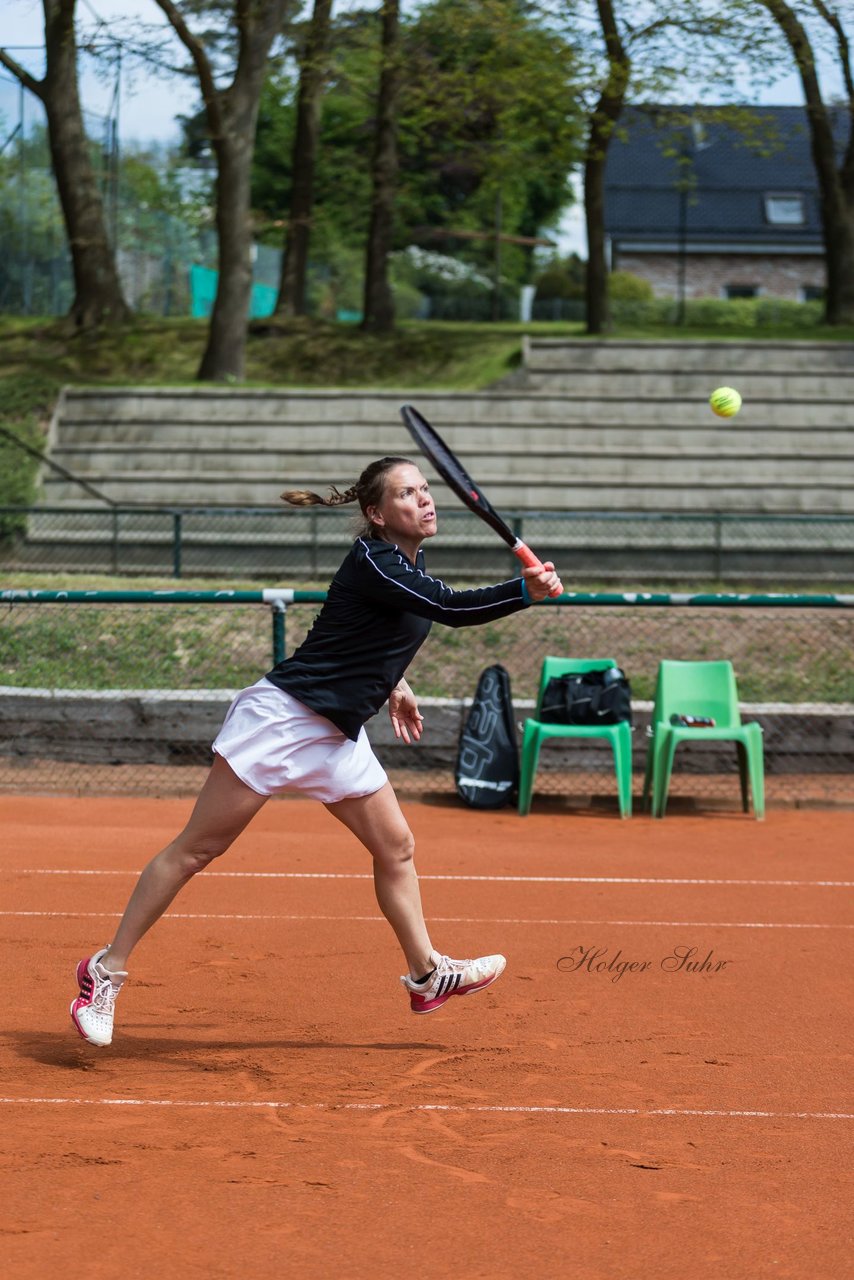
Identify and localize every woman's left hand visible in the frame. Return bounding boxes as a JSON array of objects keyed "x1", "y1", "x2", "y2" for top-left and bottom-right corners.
[{"x1": 389, "y1": 679, "x2": 424, "y2": 744}]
